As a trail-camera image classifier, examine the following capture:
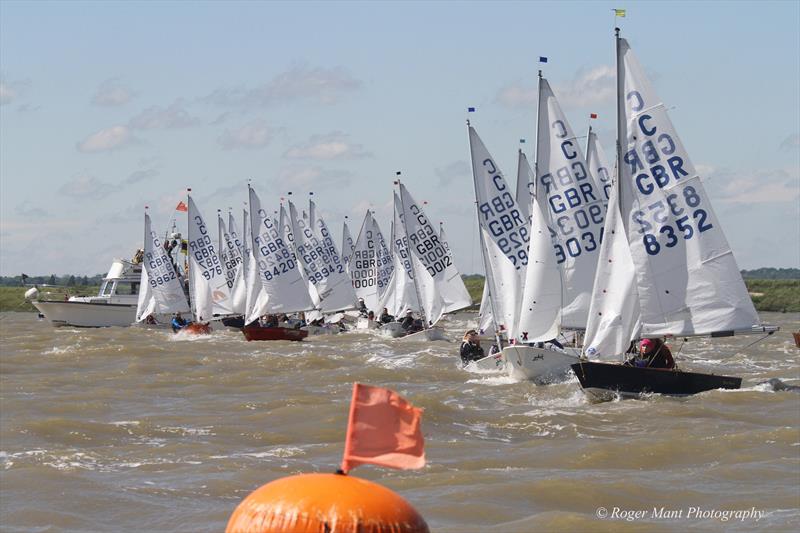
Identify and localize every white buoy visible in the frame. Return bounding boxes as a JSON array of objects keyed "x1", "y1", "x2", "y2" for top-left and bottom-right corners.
[{"x1": 24, "y1": 286, "x2": 39, "y2": 301}]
